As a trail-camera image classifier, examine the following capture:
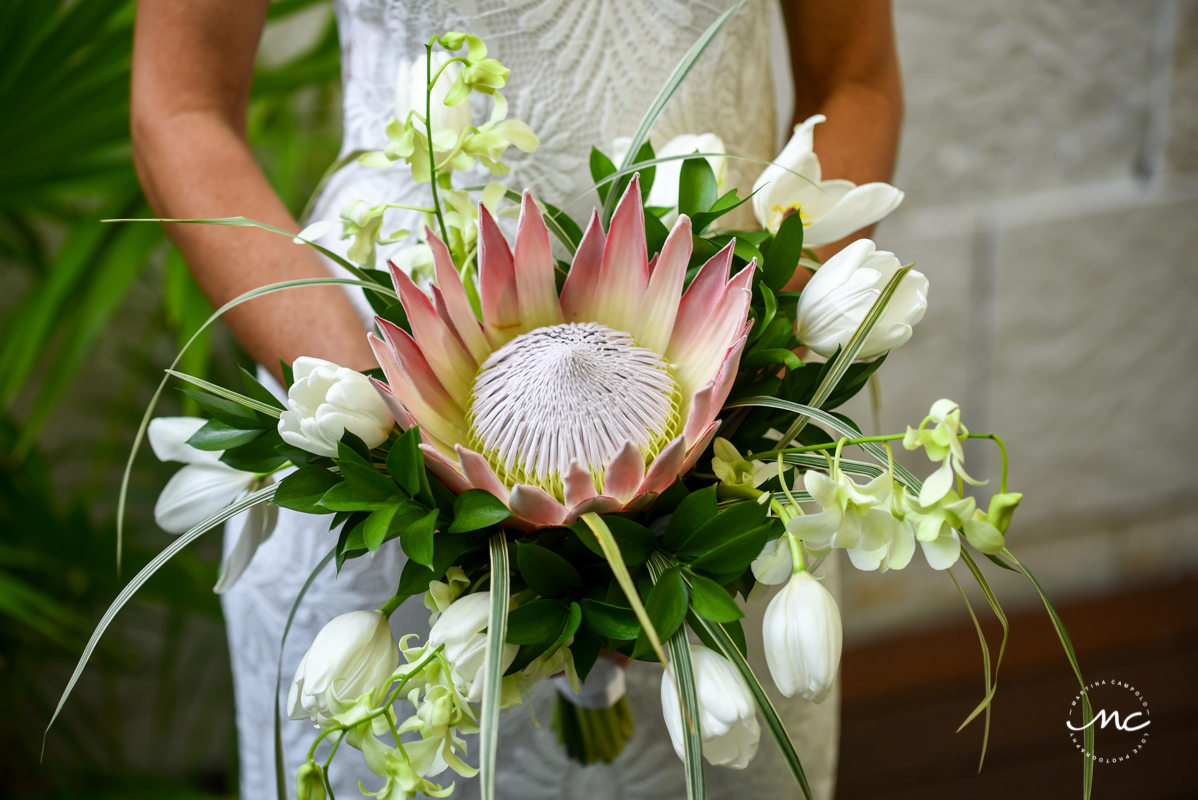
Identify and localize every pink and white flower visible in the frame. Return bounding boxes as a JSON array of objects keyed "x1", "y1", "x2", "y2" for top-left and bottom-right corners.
[{"x1": 368, "y1": 176, "x2": 754, "y2": 528}]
